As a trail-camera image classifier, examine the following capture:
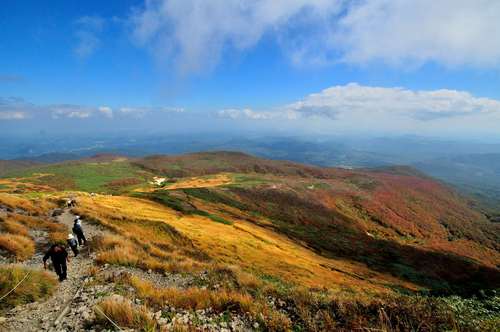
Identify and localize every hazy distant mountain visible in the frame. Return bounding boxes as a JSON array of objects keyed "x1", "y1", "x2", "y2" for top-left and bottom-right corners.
[
  {"x1": 415, "y1": 154, "x2": 500, "y2": 214},
  {"x1": 3, "y1": 134, "x2": 500, "y2": 212},
  {"x1": 16, "y1": 152, "x2": 81, "y2": 164}
]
